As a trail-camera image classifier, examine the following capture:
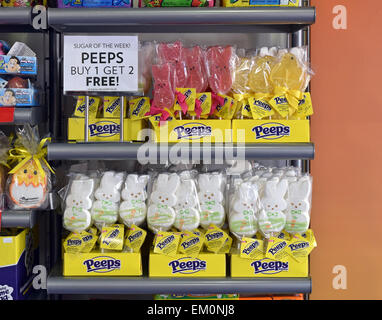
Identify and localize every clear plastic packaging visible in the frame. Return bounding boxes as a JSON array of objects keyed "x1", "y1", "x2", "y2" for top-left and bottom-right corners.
[
  {"x1": 270, "y1": 46, "x2": 312, "y2": 93},
  {"x1": 119, "y1": 174, "x2": 149, "y2": 227},
  {"x1": 285, "y1": 175, "x2": 312, "y2": 235},
  {"x1": 174, "y1": 171, "x2": 201, "y2": 231},
  {"x1": 197, "y1": 172, "x2": 226, "y2": 229},
  {"x1": 231, "y1": 49, "x2": 252, "y2": 94},
  {"x1": 151, "y1": 63, "x2": 176, "y2": 109},
  {"x1": 205, "y1": 45, "x2": 235, "y2": 95},
  {"x1": 182, "y1": 46, "x2": 208, "y2": 93},
  {"x1": 248, "y1": 47, "x2": 278, "y2": 94},
  {"x1": 63, "y1": 175, "x2": 95, "y2": 233},
  {"x1": 258, "y1": 178, "x2": 288, "y2": 237},
  {"x1": 157, "y1": 41, "x2": 188, "y2": 89},
  {"x1": 147, "y1": 173, "x2": 180, "y2": 232},
  {"x1": 7, "y1": 125, "x2": 52, "y2": 210},
  {"x1": 90, "y1": 171, "x2": 125, "y2": 229},
  {"x1": 228, "y1": 181, "x2": 259, "y2": 239},
  {"x1": 139, "y1": 42, "x2": 155, "y2": 96}
]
